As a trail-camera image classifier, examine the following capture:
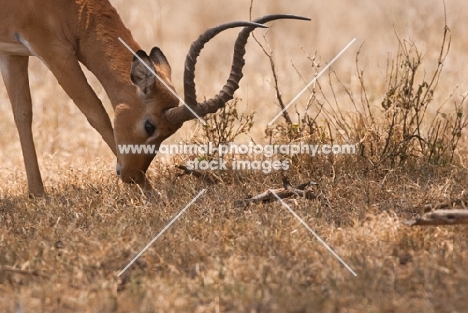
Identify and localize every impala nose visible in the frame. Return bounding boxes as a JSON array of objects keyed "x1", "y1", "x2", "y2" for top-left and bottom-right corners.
[{"x1": 116, "y1": 162, "x2": 121, "y2": 176}]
